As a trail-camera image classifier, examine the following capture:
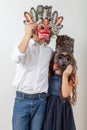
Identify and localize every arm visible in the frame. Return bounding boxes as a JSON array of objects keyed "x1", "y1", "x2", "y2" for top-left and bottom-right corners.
[
  {"x1": 61, "y1": 65, "x2": 78, "y2": 98},
  {"x1": 12, "y1": 23, "x2": 35, "y2": 63},
  {"x1": 18, "y1": 23, "x2": 35, "y2": 53}
]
